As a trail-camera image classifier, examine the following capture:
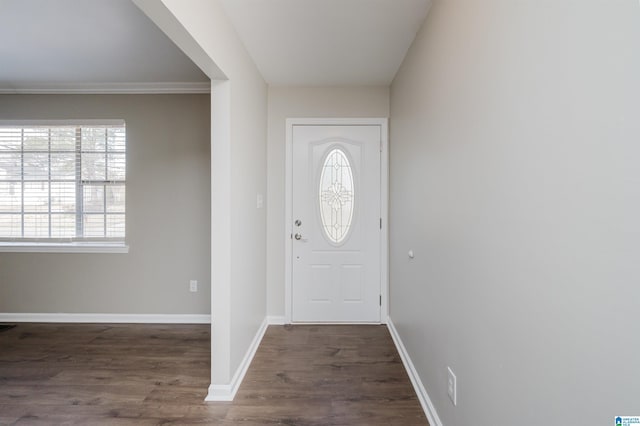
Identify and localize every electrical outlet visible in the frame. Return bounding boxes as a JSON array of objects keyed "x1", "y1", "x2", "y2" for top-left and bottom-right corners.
[
  {"x1": 189, "y1": 280, "x2": 198, "y2": 292},
  {"x1": 447, "y1": 366, "x2": 457, "y2": 406}
]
